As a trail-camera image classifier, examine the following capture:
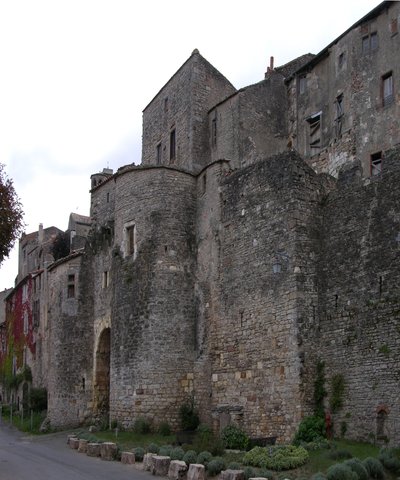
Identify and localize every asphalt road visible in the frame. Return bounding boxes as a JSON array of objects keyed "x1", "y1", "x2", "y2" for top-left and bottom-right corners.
[{"x1": 0, "y1": 422, "x2": 152, "y2": 480}]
